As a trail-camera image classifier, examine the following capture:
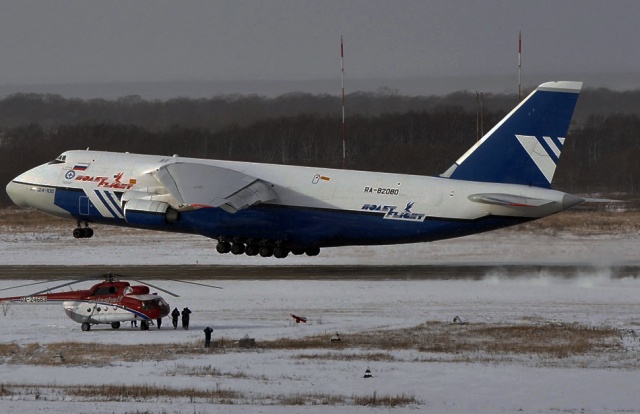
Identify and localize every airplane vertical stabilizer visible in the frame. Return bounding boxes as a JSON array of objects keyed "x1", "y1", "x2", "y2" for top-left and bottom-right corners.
[{"x1": 441, "y1": 81, "x2": 582, "y2": 188}]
